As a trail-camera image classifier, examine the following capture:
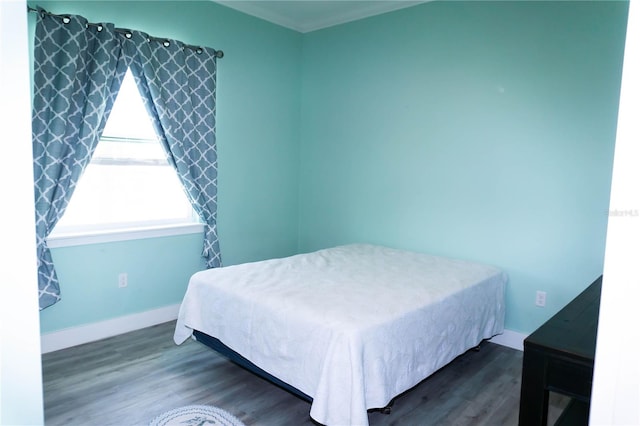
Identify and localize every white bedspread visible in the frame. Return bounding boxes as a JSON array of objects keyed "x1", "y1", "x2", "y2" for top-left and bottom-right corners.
[{"x1": 174, "y1": 244, "x2": 506, "y2": 426}]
